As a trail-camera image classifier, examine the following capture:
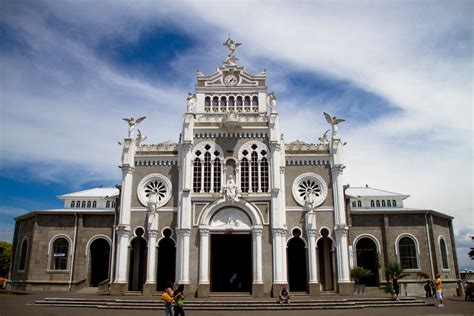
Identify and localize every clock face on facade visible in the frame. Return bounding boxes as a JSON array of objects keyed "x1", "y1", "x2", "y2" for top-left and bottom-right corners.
[{"x1": 223, "y1": 74, "x2": 238, "y2": 86}]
